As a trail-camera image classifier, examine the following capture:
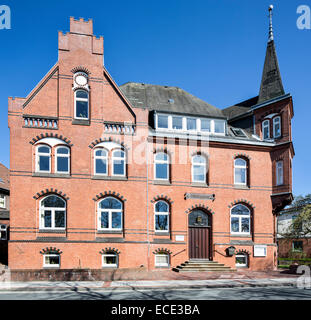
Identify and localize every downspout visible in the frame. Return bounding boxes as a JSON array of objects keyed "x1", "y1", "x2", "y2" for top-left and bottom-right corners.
[{"x1": 146, "y1": 135, "x2": 150, "y2": 271}]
